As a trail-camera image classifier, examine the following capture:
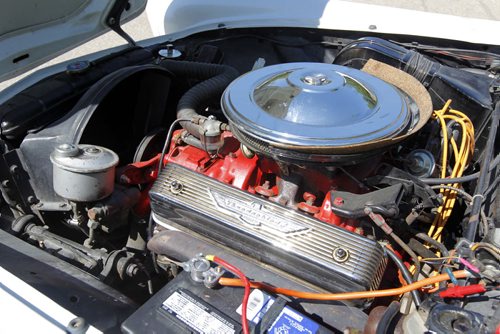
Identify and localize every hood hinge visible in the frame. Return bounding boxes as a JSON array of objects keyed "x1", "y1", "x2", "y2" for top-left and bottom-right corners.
[{"x1": 106, "y1": 0, "x2": 137, "y2": 47}]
